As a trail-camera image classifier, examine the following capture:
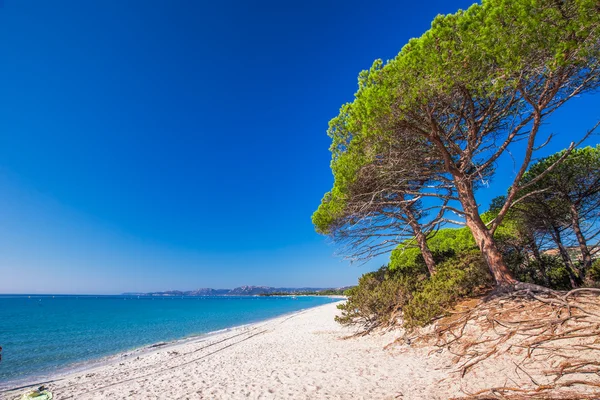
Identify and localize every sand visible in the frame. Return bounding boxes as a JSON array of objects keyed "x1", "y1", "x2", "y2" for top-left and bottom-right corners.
[
  {"x1": 6, "y1": 300, "x2": 597, "y2": 399},
  {"x1": 2, "y1": 301, "x2": 459, "y2": 400}
]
